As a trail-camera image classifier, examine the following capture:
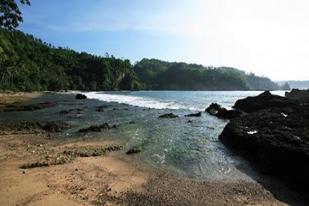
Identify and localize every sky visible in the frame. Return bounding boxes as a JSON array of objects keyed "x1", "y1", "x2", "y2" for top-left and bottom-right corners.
[{"x1": 19, "y1": 0, "x2": 309, "y2": 81}]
